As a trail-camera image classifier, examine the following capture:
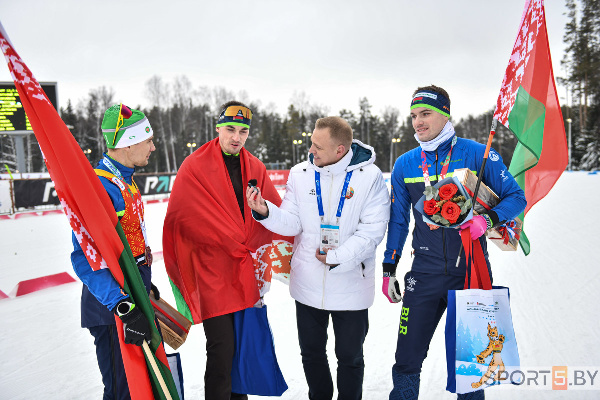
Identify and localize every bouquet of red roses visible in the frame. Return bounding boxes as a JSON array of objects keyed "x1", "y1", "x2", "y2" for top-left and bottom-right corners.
[{"x1": 415, "y1": 176, "x2": 473, "y2": 228}]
